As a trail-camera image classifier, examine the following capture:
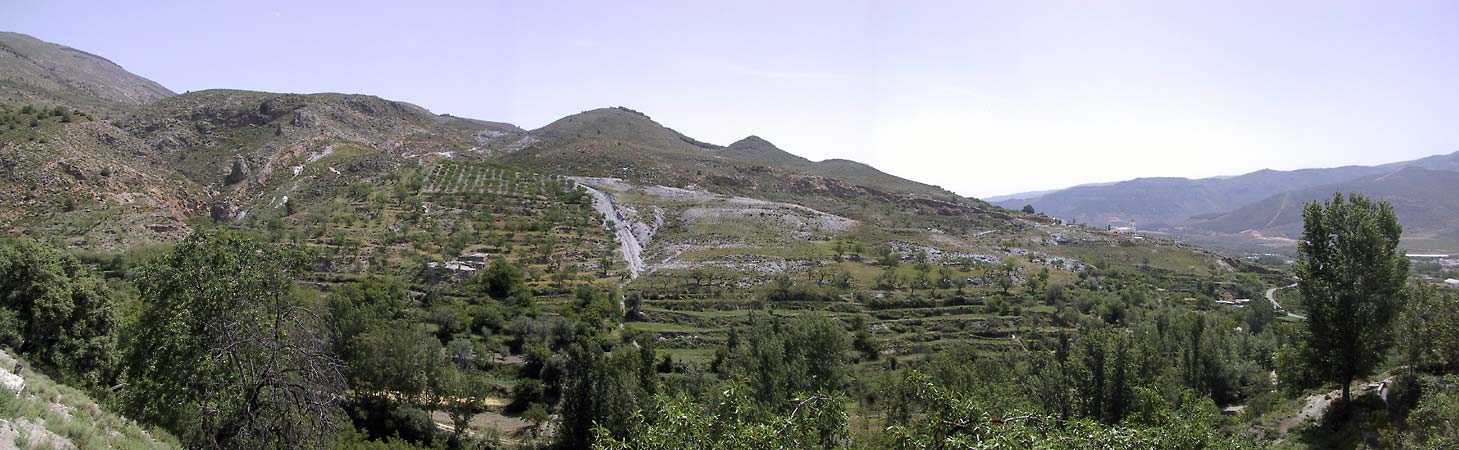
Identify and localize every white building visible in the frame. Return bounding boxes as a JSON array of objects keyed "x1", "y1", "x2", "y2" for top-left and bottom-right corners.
[
  {"x1": 428, "y1": 261, "x2": 478, "y2": 279},
  {"x1": 459, "y1": 252, "x2": 492, "y2": 268}
]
